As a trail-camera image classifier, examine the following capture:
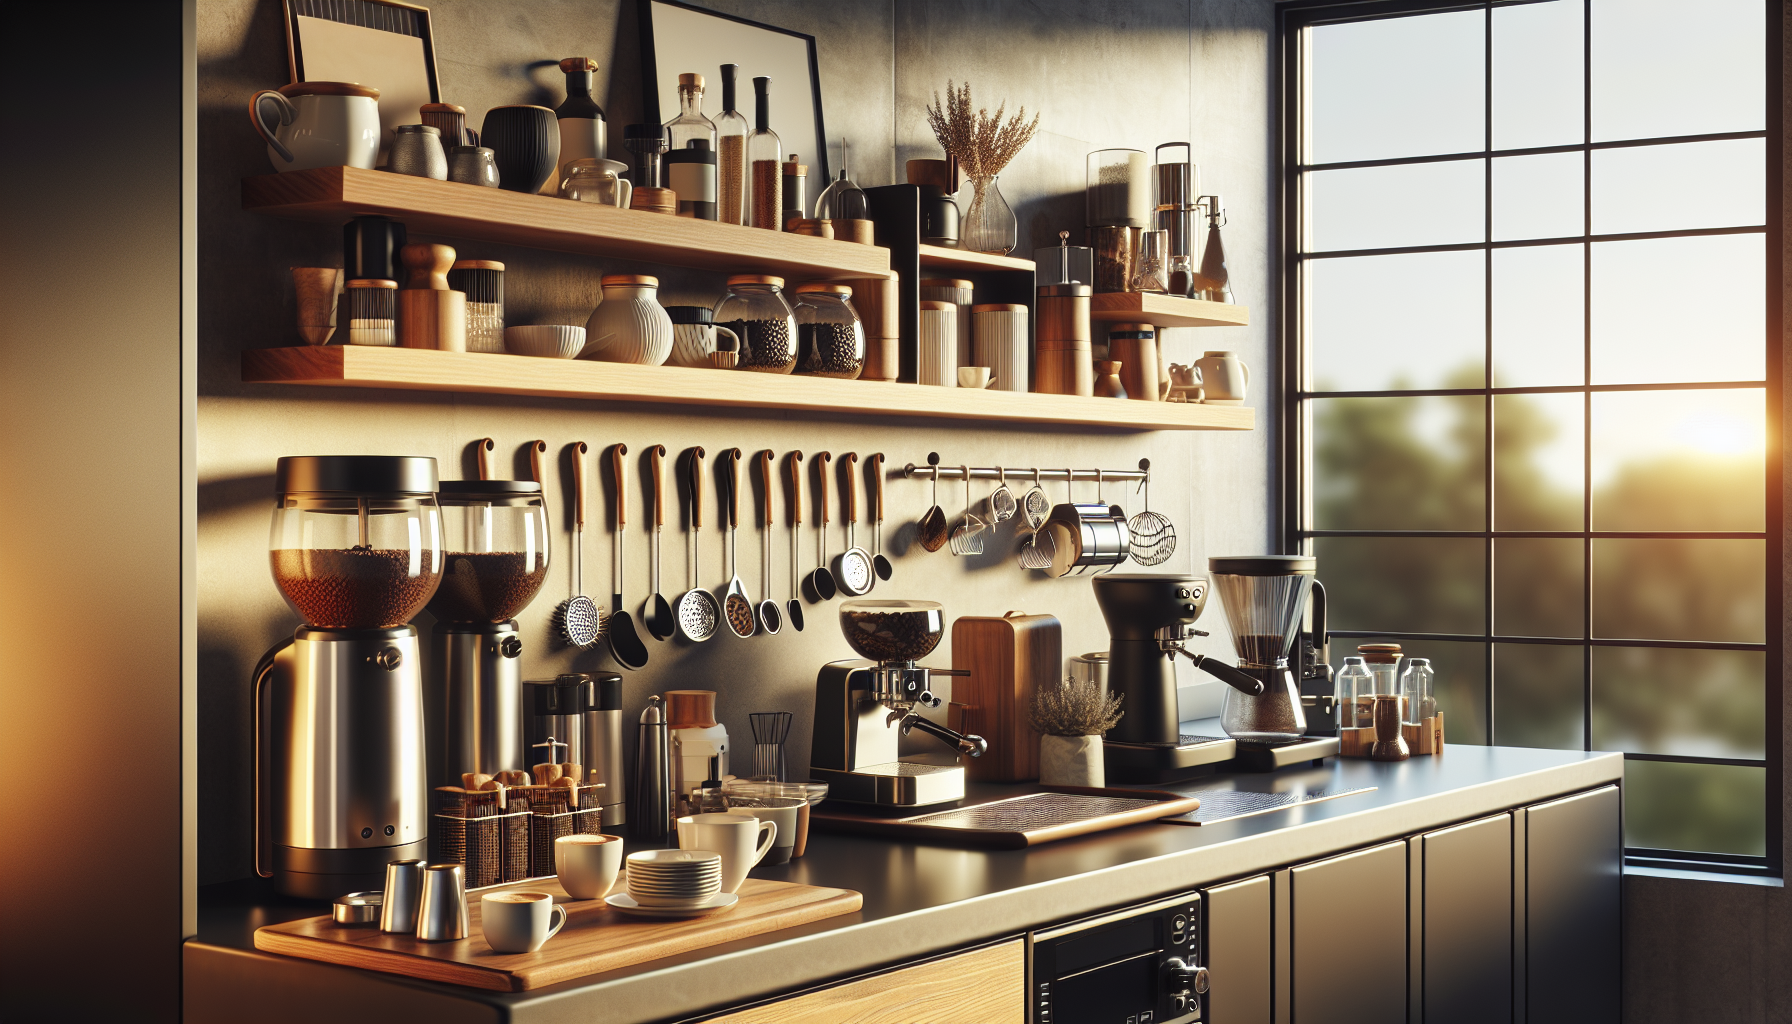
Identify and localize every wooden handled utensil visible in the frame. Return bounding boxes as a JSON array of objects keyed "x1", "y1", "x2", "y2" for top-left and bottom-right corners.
[
  {"x1": 606, "y1": 443, "x2": 648, "y2": 668},
  {"x1": 720, "y1": 447, "x2": 755, "y2": 638},
  {"x1": 553, "y1": 442, "x2": 604, "y2": 647},
  {"x1": 675, "y1": 447, "x2": 719, "y2": 642},
  {"x1": 786, "y1": 451, "x2": 806, "y2": 632},
  {"x1": 803, "y1": 453, "x2": 838, "y2": 602},
  {"x1": 643, "y1": 444, "x2": 674, "y2": 640},
  {"x1": 870, "y1": 453, "x2": 894, "y2": 581},
  {"x1": 756, "y1": 450, "x2": 783, "y2": 635}
]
